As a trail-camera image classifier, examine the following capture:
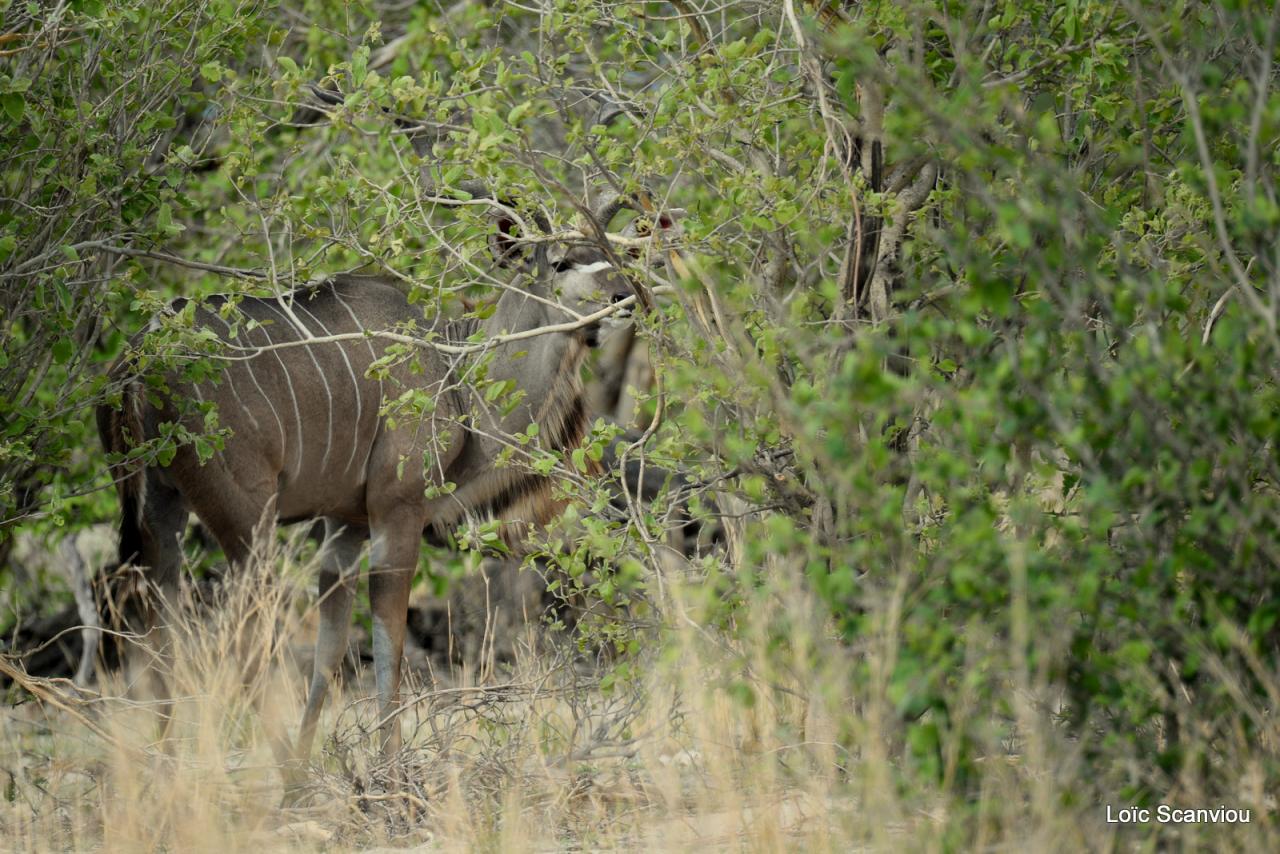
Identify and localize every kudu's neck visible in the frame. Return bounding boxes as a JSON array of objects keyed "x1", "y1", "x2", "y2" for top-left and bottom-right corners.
[
  {"x1": 472, "y1": 282, "x2": 587, "y2": 441},
  {"x1": 481, "y1": 277, "x2": 577, "y2": 349}
]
